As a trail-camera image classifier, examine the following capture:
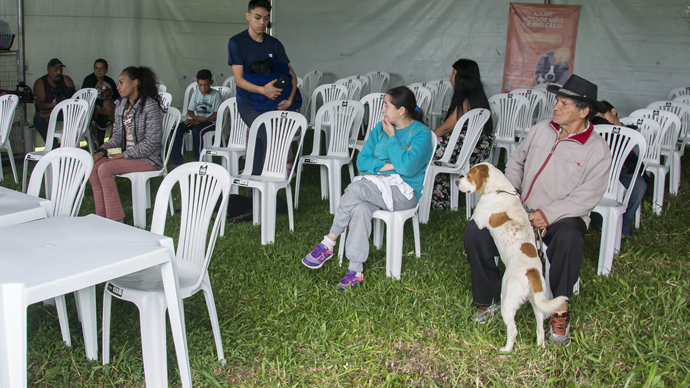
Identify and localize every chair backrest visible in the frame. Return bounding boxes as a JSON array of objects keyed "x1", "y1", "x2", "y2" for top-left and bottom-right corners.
[
  {"x1": 335, "y1": 78, "x2": 363, "y2": 100},
  {"x1": 303, "y1": 70, "x2": 323, "y2": 97},
  {"x1": 359, "y1": 93, "x2": 386, "y2": 143},
  {"x1": 510, "y1": 88, "x2": 547, "y2": 128},
  {"x1": 46, "y1": 99, "x2": 90, "y2": 149},
  {"x1": 151, "y1": 162, "x2": 231, "y2": 289},
  {"x1": 439, "y1": 109, "x2": 491, "y2": 171},
  {"x1": 72, "y1": 88, "x2": 98, "y2": 134},
  {"x1": 157, "y1": 84, "x2": 167, "y2": 93},
  {"x1": 365, "y1": 71, "x2": 390, "y2": 94},
  {"x1": 647, "y1": 100, "x2": 690, "y2": 141},
  {"x1": 593, "y1": 125, "x2": 646, "y2": 206},
  {"x1": 212, "y1": 86, "x2": 233, "y2": 101},
  {"x1": 243, "y1": 111, "x2": 308, "y2": 180},
  {"x1": 314, "y1": 100, "x2": 364, "y2": 157},
  {"x1": 406, "y1": 85, "x2": 432, "y2": 116},
  {"x1": 673, "y1": 95, "x2": 690, "y2": 106},
  {"x1": 212, "y1": 97, "x2": 248, "y2": 149},
  {"x1": 0, "y1": 94, "x2": 18, "y2": 146},
  {"x1": 619, "y1": 116, "x2": 665, "y2": 165},
  {"x1": 629, "y1": 108, "x2": 681, "y2": 152},
  {"x1": 159, "y1": 92, "x2": 173, "y2": 110},
  {"x1": 222, "y1": 76, "x2": 236, "y2": 96},
  {"x1": 419, "y1": 135, "x2": 439, "y2": 202},
  {"x1": 181, "y1": 81, "x2": 198, "y2": 114},
  {"x1": 532, "y1": 83, "x2": 559, "y2": 122},
  {"x1": 347, "y1": 75, "x2": 370, "y2": 96},
  {"x1": 161, "y1": 107, "x2": 182, "y2": 166},
  {"x1": 488, "y1": 93, "x2": 530, "y2": 141},
  {"x1": 310, "y1": 84, "x2": 348, "y2": 124},
  {"x1": 26, "y1": 147, "x2": 93, "y2": 217},
  {"x1": 668, "y1": 86, "x2": 690, "y2": 100},
  {"x1": 297, "y1": 77, "x2": 304, "y2": 90},
  {"x1": 409, "y1": 82, "x2": 439, "y2": 115}
]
